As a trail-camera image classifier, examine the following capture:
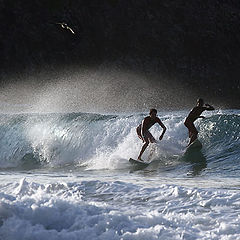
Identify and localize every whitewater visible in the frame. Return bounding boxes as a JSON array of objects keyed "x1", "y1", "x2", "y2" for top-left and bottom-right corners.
[{"x1": 0, "y1": 109, "x2": 239, "y2": 240}]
